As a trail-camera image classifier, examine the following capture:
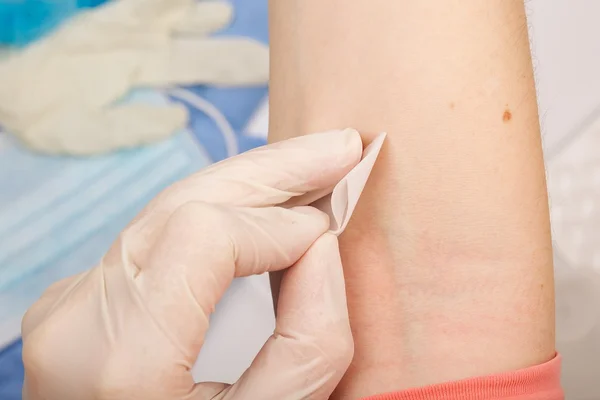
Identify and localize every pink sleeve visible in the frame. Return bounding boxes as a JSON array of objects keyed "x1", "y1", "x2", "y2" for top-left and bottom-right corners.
[{"x1": 360, "y1": 354, "x2": 563, "y2": 400}]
